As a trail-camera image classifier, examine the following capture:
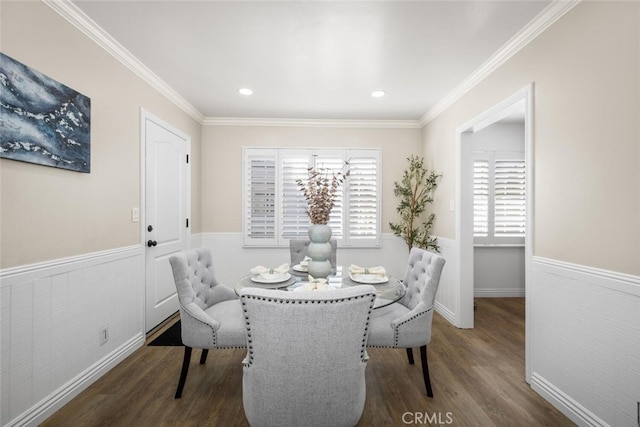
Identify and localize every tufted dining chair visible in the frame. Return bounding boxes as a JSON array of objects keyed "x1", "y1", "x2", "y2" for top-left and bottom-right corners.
[
  {"x1": 168, "y1": 248, "x2": 246, "y2": 398},
  {"x1": 367, "y1": 247, "x2": 445, "y2": 397},
  {"x1": 239, "y1": 285, "x2": 377, "y2": 427},
  {"x1": 289, "y1": 239, "x2": 338, "y2": 271}
]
